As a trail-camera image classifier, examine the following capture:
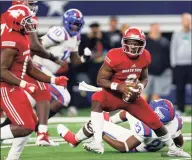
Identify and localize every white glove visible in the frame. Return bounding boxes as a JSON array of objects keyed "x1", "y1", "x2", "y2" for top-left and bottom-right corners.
[{"x1": 80, "y1": 47, "x2": 92, "y2": 63}]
